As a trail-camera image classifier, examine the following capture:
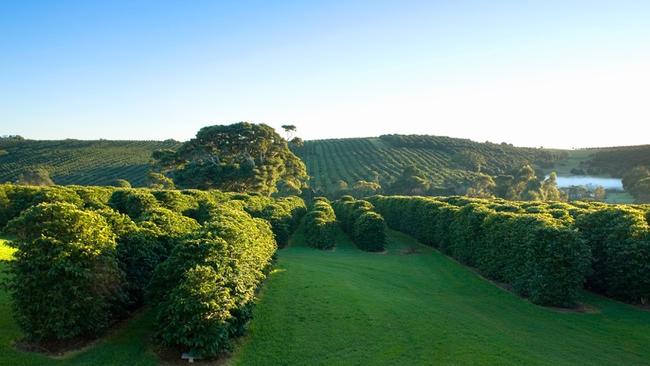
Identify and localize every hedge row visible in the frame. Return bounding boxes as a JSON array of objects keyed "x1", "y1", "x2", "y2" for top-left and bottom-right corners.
[
  {"x1": 574, "y1": 207, "x2": 650, "y2": 303},
  {"x1": 304, "y1": 197, "x2": 337, "y2": 249},
  {"x1": 332, "y1": 196, "x2": 385, "y2": 252},
  {"x1": 370, "y1": 195, "x2": 650, "y2": 305},
  {"x1": 1, "y1": 184, "x2": 304, "y2": 357},
  {"x1": 230, "y1": 194, "x2": 307, "y2": 247},
  {"x1": 368, "y1": 196, "x2": 591, "y2": 307},
  {"x1": 149, "y1": 205, "x2": 276, "y2": 357}
]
